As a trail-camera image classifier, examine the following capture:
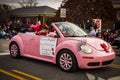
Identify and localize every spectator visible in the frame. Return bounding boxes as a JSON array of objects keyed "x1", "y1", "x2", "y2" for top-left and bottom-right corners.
[
  {"x1": 8, "y1": 21, "x2": 14, "y2": 31},
  {"x1": 0, "y1": 29, "x2": 2, "y2": 39},
  {"x1": 85, "y1": 19, "x2": 92, "y2": 31},
  {"x1": 108, "y1": 32, "x2": 114, "y2": 44},
  {"x1": 112, "y1": 34, "x2": 120, "y2": 49},
  {"x1": 88, "y1": 27, "x2": 96, "y2": 37},
  {"x1": 101, "y1": 31, "x2": 109, "y2": 42},
  {"x1": 27, "y1": 22, "x2": 31, "y2": 28},
  {"x1": 16, "y1": 20, "x2": 21, "y2": 32}
]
